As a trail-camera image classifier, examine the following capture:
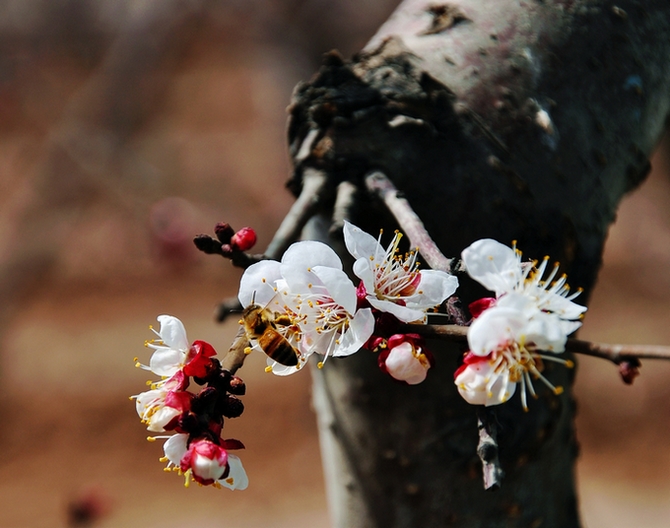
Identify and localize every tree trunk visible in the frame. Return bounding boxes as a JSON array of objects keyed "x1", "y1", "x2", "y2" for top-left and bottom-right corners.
[{"x1": 286, "y1": 1, "x2": 670, "y2": 526}]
